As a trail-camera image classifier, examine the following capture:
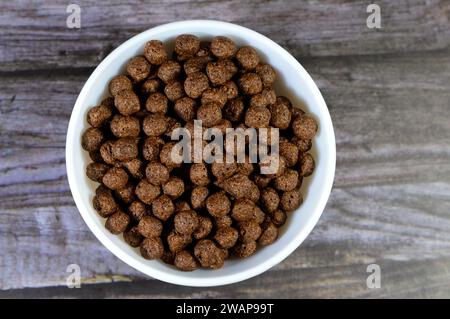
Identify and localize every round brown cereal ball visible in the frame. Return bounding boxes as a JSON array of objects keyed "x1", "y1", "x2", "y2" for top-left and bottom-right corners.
[
  {"x1": 167, "y1": 230, "x2": 192, "y2": 253},
  {"x1": 144, "y1": 40, "x2": 168, "y2": 65},
  {"x1": 210, "y1": 36, "x2": 236, "y2": 59},
  {"x1": 152, "y1": 194, "x2": 175, "y2": 221},
  {"x1": 250, "y1": 88, "x2": 276, "y2": 108},
  {"x1": 174, "y1": 97, "x2": 196, "y2": 122},
  {"x1": 197, "y1": 102, "x2": 222, "y2": 127},
  {"x1": 206, "y1": 60, "x2": 237, "y2": 86},
  {"x1": 164, "y1": 80, "x2": 185, "y2": 102},
  {"x1": 174, "y1": 34, "x2": 200, "y2": 58},
  {"x1": 87, "y1": 104, "x2": 112, "y2": 128},
  {"x1": 102, "y1": 167, "x2": 128, "y2": 190},
  {"x1": 292, "y1": 114, "x2": 318, "y2": 140},
  {"x1": 279, "y1": 141, "x2": 299, "y2": 167},
  {"x1": 174, "y1": 210, "x2": 199, "y2": 235},
  {"x1": 82, "y1": 127, "x2": 104, "y2": 152},
  {"x1": 189, "y1": 163, "x2": 210, "y2": 186},
  {"x1": 109, "y1": 75, "x2": 133, "y2": 97},
  {"x1": 269, "y1": 99, "x2": 292, "y2": 129},
  {"x1": 191, "y1": 186, "x2": 209, "y2": 210},
  {"x1": 128, "y1": 200, "x2": 147, "y2": 221},
  {"x1": 211, "y1": 119, "x2": 232, "y2": 136},
  {"x1": 221, "y1": 80, "x2": 239, "y2": 100},
  {"x1": 142, "y1": 136, "x2": 163, "y2": 161},
  {"x1": 137, "y1": 215, "x2": 163, "y2": 238},
  {"x1": 214, "y1": 226, "x2": 238, "y2": 249},
  {"x1": 233, "y1": 240, "x2": 257, "y2": 258},
  {"x1": 141, "y1": 77, "x2": 161, "y2": 95},
  {"x1": 252, "y1": 205, "x2": 266, "y2": 224},
  {"x1": 145, "y1": 92, "x2": 168, "y2": 114},
  {"x1": 162, "y1": 176, "x2": 185, "y2": 199},
  {"x1": 255, "y1": 63, "x2": 276, "y2": 87},
  {"x1": 299, "y1": 153, "x2": 315, "y2": 177},
  {"x1": 105, "y1": 210, "x2": 130, "y2": 234},
  {"x1": 253, "y1": 174, "x2": 271, "y2": 189},
  {"x1": 239, "y1": 73, "x2": 263, "y2": 95},
  {"x1": 123, "y1": 226, "x2": 143, "y2": 247},
  {"x1": 101, "y1": 96, "x2": 115, "y2": 108},
  {"x1": 161, "y1": 250, "x2": 175, "y2": 265},
  {"x1": 174, "y1": 250, "x2": 199, "y2": 271},
  {"x1": 193, "y1": 216, "x2": 213, "y2": 240},
  {"x1": 123, "y1": 158, "x2": 144, "y2": 179},
  {"x1": 223, "y1": 98, "x2": 245, "y2": 122},
  {"x1": 231, "y1": 198, "x2": 255, "y2": 222},
  {"x1": 184, "y1": 56, "x2": 210, "y2": 75},
  {"x1": 263, "y1": 155, "x2": 287, "y2": 178},
  {"x1": 145, "y1": 162, "x2": 169, "y2": 186},
  {"x1": 201, "y1": 87, "x2": 228, "y2": 108},
  {"x1": 135, "y1": 180, "x2": 160, "y2": 204},
  {"x1": 270, "y1": 209, "x2": 287, "y2": 227},
  {"x1": 114, "y1": 183, "x2": 135, "y2": 204},
  {"x1": 86, "y1": 162, "x2": 109, "y2": 182},
  {"x1": 89, "y1": 150, "x2": 103, "y2": 163},
  {"x1": 206, "y1": 192, "x2": 231, "y2": 217},
  {"x1": 127, "y1": 56, "x2": 151, "y2": 82},
  {"x1": 140, "y1": 237, "x2": 164, "y2": 260},
  {"x1": 211, "y1": 161, "x2": 238, "y2": 181},
  {"x1": 291, "y1": 136, "x2": 312, "y2": 153},
  {"x1": 93, "y1": 186, "x2": 118, "y2": 217},
  {"x1": 244, "y1": 106, "x2": 270, "y2": 128},
  {"x1": 184, "y1": 72, "x2": 209, "y2": 99},
  {"x1": 194, "y1": 239, "x2": 224, "y2": 269},
  {"x1": 160, "y1": 142, "x2": 183, "y2": 169},
  {"x1": 261, "y1": 187, "x2": 280, "y2": 213},
  {"x1": 111, "y1": 137, "x2": 138, "y2": 161},
  {"x1": 215, "y1": 215, "x2": 233, "y2": 228},
  {"x1": 238, "y1": 220, "x2": 262, "y2": 242},
  {"x1": 157, "y1": 60, "x2": 181, "y2": 83},
  {"x1": 220, "y1": 174, "x2": 259, "y2": 202},
  {"x1": 114, "y1": 89, "x2": 141, "y2": 115},
  {"x1": 236, "y1": 46, "x2": 259, "y2": 70},
  {"x1": 280, "y1": 189, "x2": 303, "y2": 211},
  {"x1": 258, "y1": 220, "x2": 278, "y2": 246},
  {"x1": 274, "y1": 168, "x2": 299, "y2": 192},
  {"x1": 238, "y1": 158, "x2": 254, "y2": 176},
  {"x1": 110, "y1": 115, "x2": 140, "y2": 138},
  {"x1": 143, "y1": 113, "x2": 168, "y2": 136}
]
